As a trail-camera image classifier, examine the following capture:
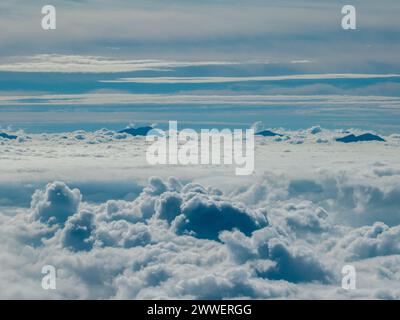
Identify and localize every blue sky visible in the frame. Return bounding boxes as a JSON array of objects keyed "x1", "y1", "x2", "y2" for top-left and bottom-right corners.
[
  {"x1": 0, "y1": 1, "x2": 400, "y2": 133},
  {"x1": 1, "y1": 0, "x2": 399, "y2": 68}
]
